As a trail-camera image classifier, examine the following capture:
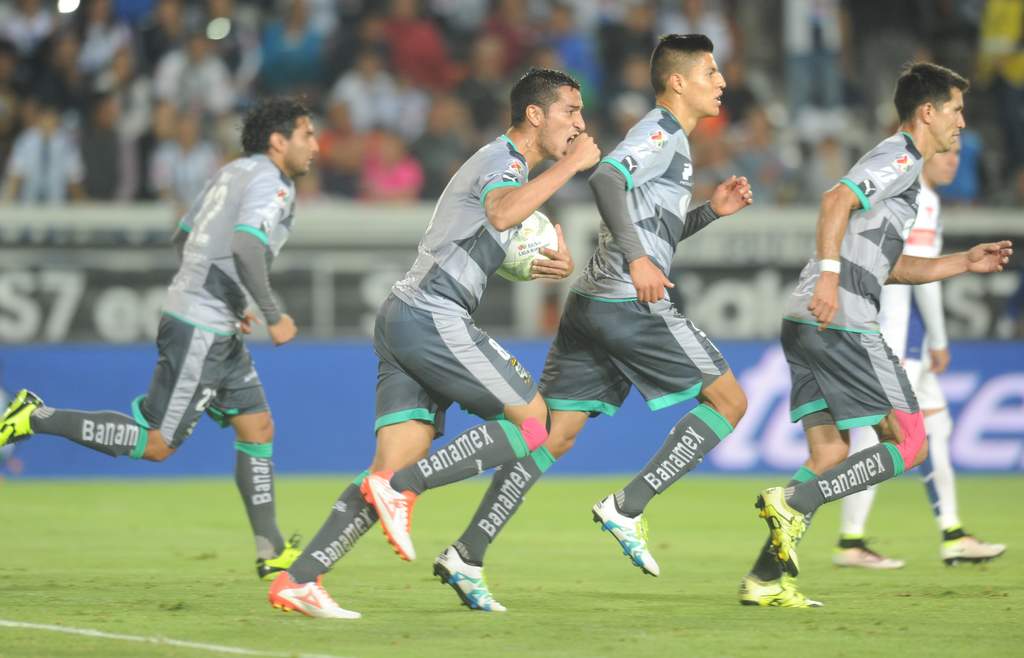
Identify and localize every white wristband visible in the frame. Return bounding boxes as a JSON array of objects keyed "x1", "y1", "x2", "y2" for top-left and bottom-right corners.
[{"x1": 819, "y1": 259, "x2": 841, "y2": 274}]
